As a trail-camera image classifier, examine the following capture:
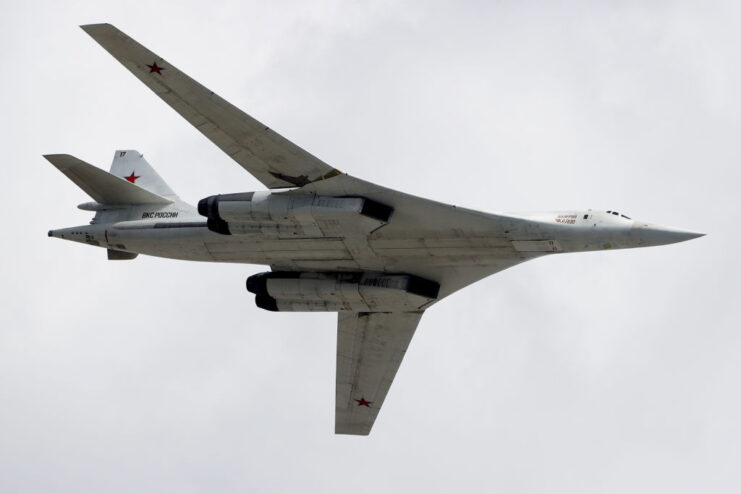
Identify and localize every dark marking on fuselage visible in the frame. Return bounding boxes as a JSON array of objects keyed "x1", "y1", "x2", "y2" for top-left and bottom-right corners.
[{"x1": 142, "y1": 211, "x2": 179, "y2": 219}]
